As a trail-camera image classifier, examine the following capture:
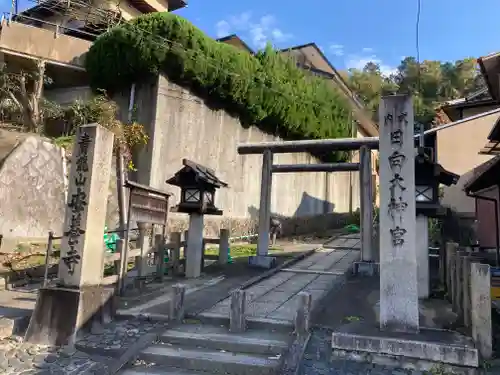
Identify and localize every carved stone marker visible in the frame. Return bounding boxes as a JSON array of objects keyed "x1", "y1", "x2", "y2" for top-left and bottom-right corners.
[
  {"x1": 294, "y1": 292, "x2": 312, "y2": 337},
  {"x1": 218, "y1": 229, "x2": 230, "y2": 265},
  {"x1": 25, "y1": 124, "x2": 114, "y2": 346},
  {"x1": 470, "y1": 262, "x2": 492, "y2": 359},
  {"x1": 378, "y1": 95, "x2": 419, "y2": 333},
  {"x1": 169, "y1": 284, "x2": 186, "y2": 322},
  {"x1": 230, "y1": 289, "x2": 246, "y2": 333},
  {"x1": 461, "y1": 255, "x2": 472, "y2": 328}
]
